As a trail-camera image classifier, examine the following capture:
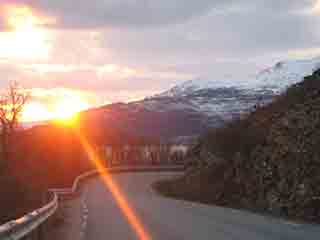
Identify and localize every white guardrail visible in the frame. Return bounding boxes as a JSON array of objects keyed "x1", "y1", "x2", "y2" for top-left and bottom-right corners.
[{"x1": 0, "y1": 165, "x2": 184, "y2": 240}]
